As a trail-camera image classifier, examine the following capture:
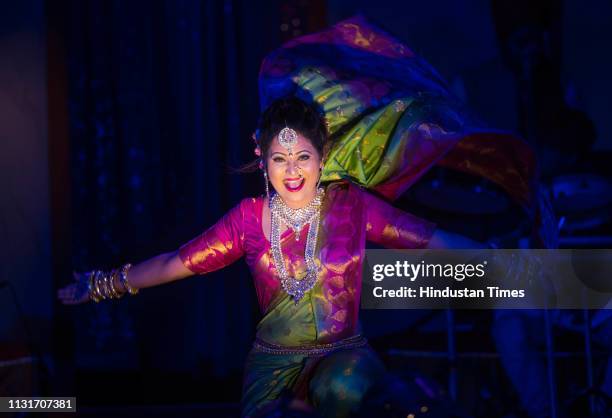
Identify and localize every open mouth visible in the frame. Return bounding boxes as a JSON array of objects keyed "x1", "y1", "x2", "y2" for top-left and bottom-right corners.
[{"x1": 283, "y1": 177, "x2": 305, "y2": 192}]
